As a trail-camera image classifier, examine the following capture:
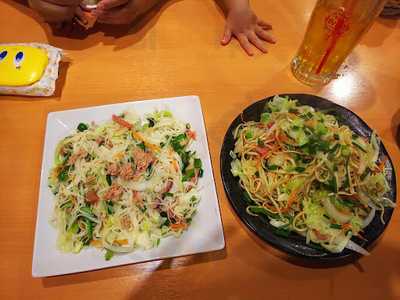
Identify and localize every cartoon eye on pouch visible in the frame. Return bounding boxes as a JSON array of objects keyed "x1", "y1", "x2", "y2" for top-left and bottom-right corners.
[
  {"x1": 14, "y1": 51, "x2": 24, "y2": 68},
  {"x1": 0, "y1": 50, "x2": 7, "y2": 61}
]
